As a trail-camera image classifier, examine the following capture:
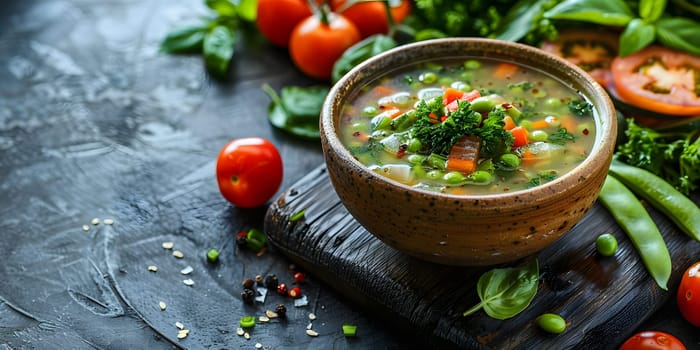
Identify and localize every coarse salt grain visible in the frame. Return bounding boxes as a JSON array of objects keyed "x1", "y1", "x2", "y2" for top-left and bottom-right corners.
[
  {"x1": 236, "y1": 327, "x2": 245, "y2": 336},
  {"x1": 91, "y1": 218, "x2": 100, "y2": 225},
  {"x1": 162, "y1": 242, "x2": 174, "y2": 249},
  {"x1": 103, "y1": 218, "x2": 114, "y2": 225},
  {"x1": 172, "y1": 250, "x2": 184, "y2": 259},
  {"x1": 82, "y1": 225, "x2": 90, "y2": 232},
  {"x1": 258, "y1": 316, "x2": 270, "y2": 323},
  {"x1": 244, "y1": 332, "x2": 250, "y2": 340},
  {"x1": 183, "y1": 279, "x2": 194, "y2": 286},
  {"x1": 255, "y1": 343, "x2": 262, "y2": 349},
  {"x1": 177, "y1": 329, "x2": 189, "y2": 339},
  {"x1": 148, "y1": 265, "x2": 158, "y2": 272},
  {"x1": 308, "y1": 313, "x2": 316, "y2": 320},
  {"x1": 180, "y1": 266, "x2": 193, "y2": 275},
  {"x1": 175, "y1": 322, "x2": 184, "y2": 329},
  {"x1": 306, "y1": 329, "x2": 319, "y2": 337},
  {"x1": 159, "y1": 301, "x2": 166, "y2": 310},
  {"x1": 265, "y1": 310, "x2": 278, "y2": 319}
]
